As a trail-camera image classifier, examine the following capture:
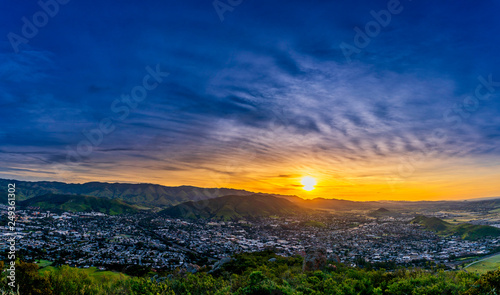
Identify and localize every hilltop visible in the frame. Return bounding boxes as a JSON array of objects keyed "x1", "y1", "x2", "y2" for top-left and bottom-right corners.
[
  {"x1": 411, "y1": 215, "x2": 500, "y2": 240},
  {"x1": 20, "y1": 193, "x2": 139, "y2": 215},
  {"x1": 368, "y1": 207, "x2": 398, "y2": 218},
  {"x1": 160, "y1": 194, "x2": 305, "y2": 220}
]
